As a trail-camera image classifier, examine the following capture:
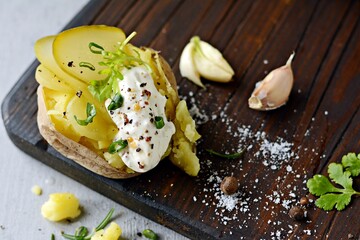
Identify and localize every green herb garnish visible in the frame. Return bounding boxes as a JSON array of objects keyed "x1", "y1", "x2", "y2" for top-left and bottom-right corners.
[
  {"x1": 307, "y1": 153, "x2": 360, "y2": 211},
  {"x1": 79, "y1": 62, "x2": 95, "y2": 71},
  {"x1": 74, "y1": 226, "x2": 88, "y2": 238},
  {"x1": 142, "y1": 229, "x2": 159, "y2": 240},
  {"x1": 51, "y1": 233, "x2": 55, "y2": 240},
  {"x1": 62, "y1": 208, "x2": 115, "y2": 240},
  {"x1": 89, "y1": 42, "x2": 104, "y2": 54},
  {"x1": 108, "y1": 139, "x2": 128, "y2": 154},
  {"x1": 107, "y1": 93, "x2": 124, "y2": 111},
  {"x1": 74, "y1": 103, "x2": 96, "y2": 126},
  {"x1": 341, "y1": 153, "x2": 360, "y2": 177},
  {"x1": 95, "y1": 208, "x2": 114, "y2": 231},
  {"x1": 88, "y1": 77, "x2": 113, "y2": 102},
  {"x1": 87, "y1": 32, "x2": 151, "y2": 102},
  {"x1": 154, "y1": 116, "x2": 165, "y2": 129},
  {"x1": 206, "y1": 148, "x2": 246, "y2": 159}
]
